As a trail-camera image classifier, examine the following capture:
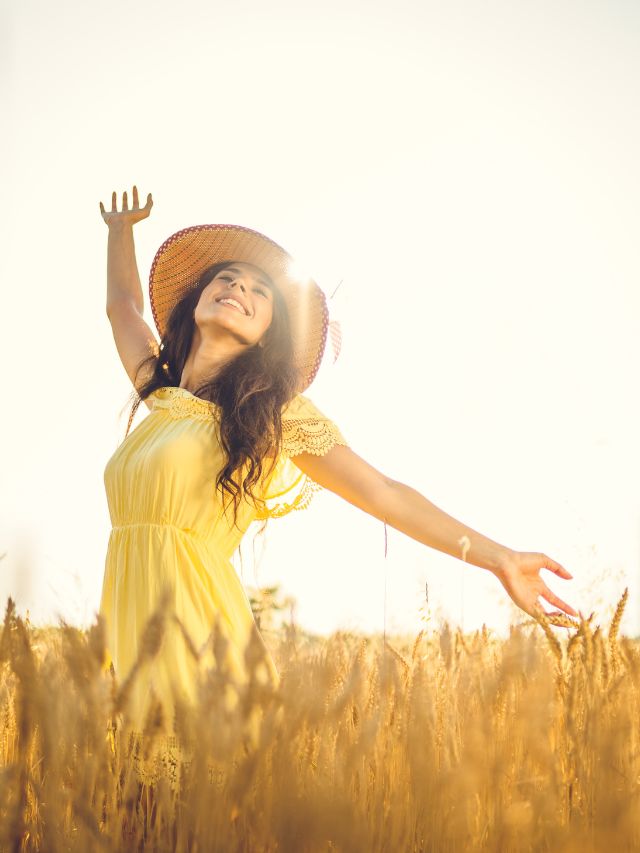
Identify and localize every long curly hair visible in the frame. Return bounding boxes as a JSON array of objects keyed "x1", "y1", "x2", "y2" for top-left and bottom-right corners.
[{"x1": 123, "y1": 260, "x2": 301, "y2": 524}]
